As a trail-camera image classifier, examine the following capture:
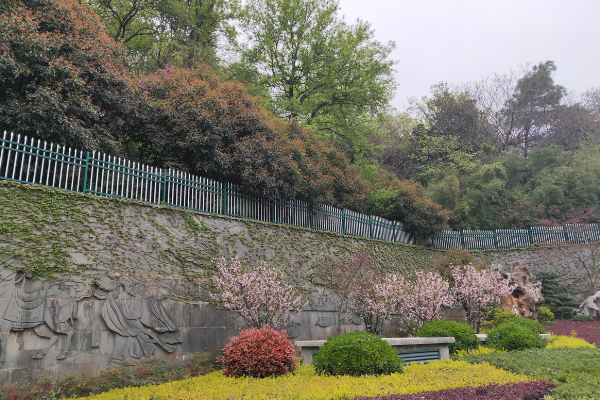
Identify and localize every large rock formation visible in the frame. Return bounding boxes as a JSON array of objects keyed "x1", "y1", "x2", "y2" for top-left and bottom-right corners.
[
  {"x1": 576, "y1": 291, "x2": 600, "y2": 320},
  {"x1": 499, "y1": 261, "x2": 544, "y2": 320}
]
